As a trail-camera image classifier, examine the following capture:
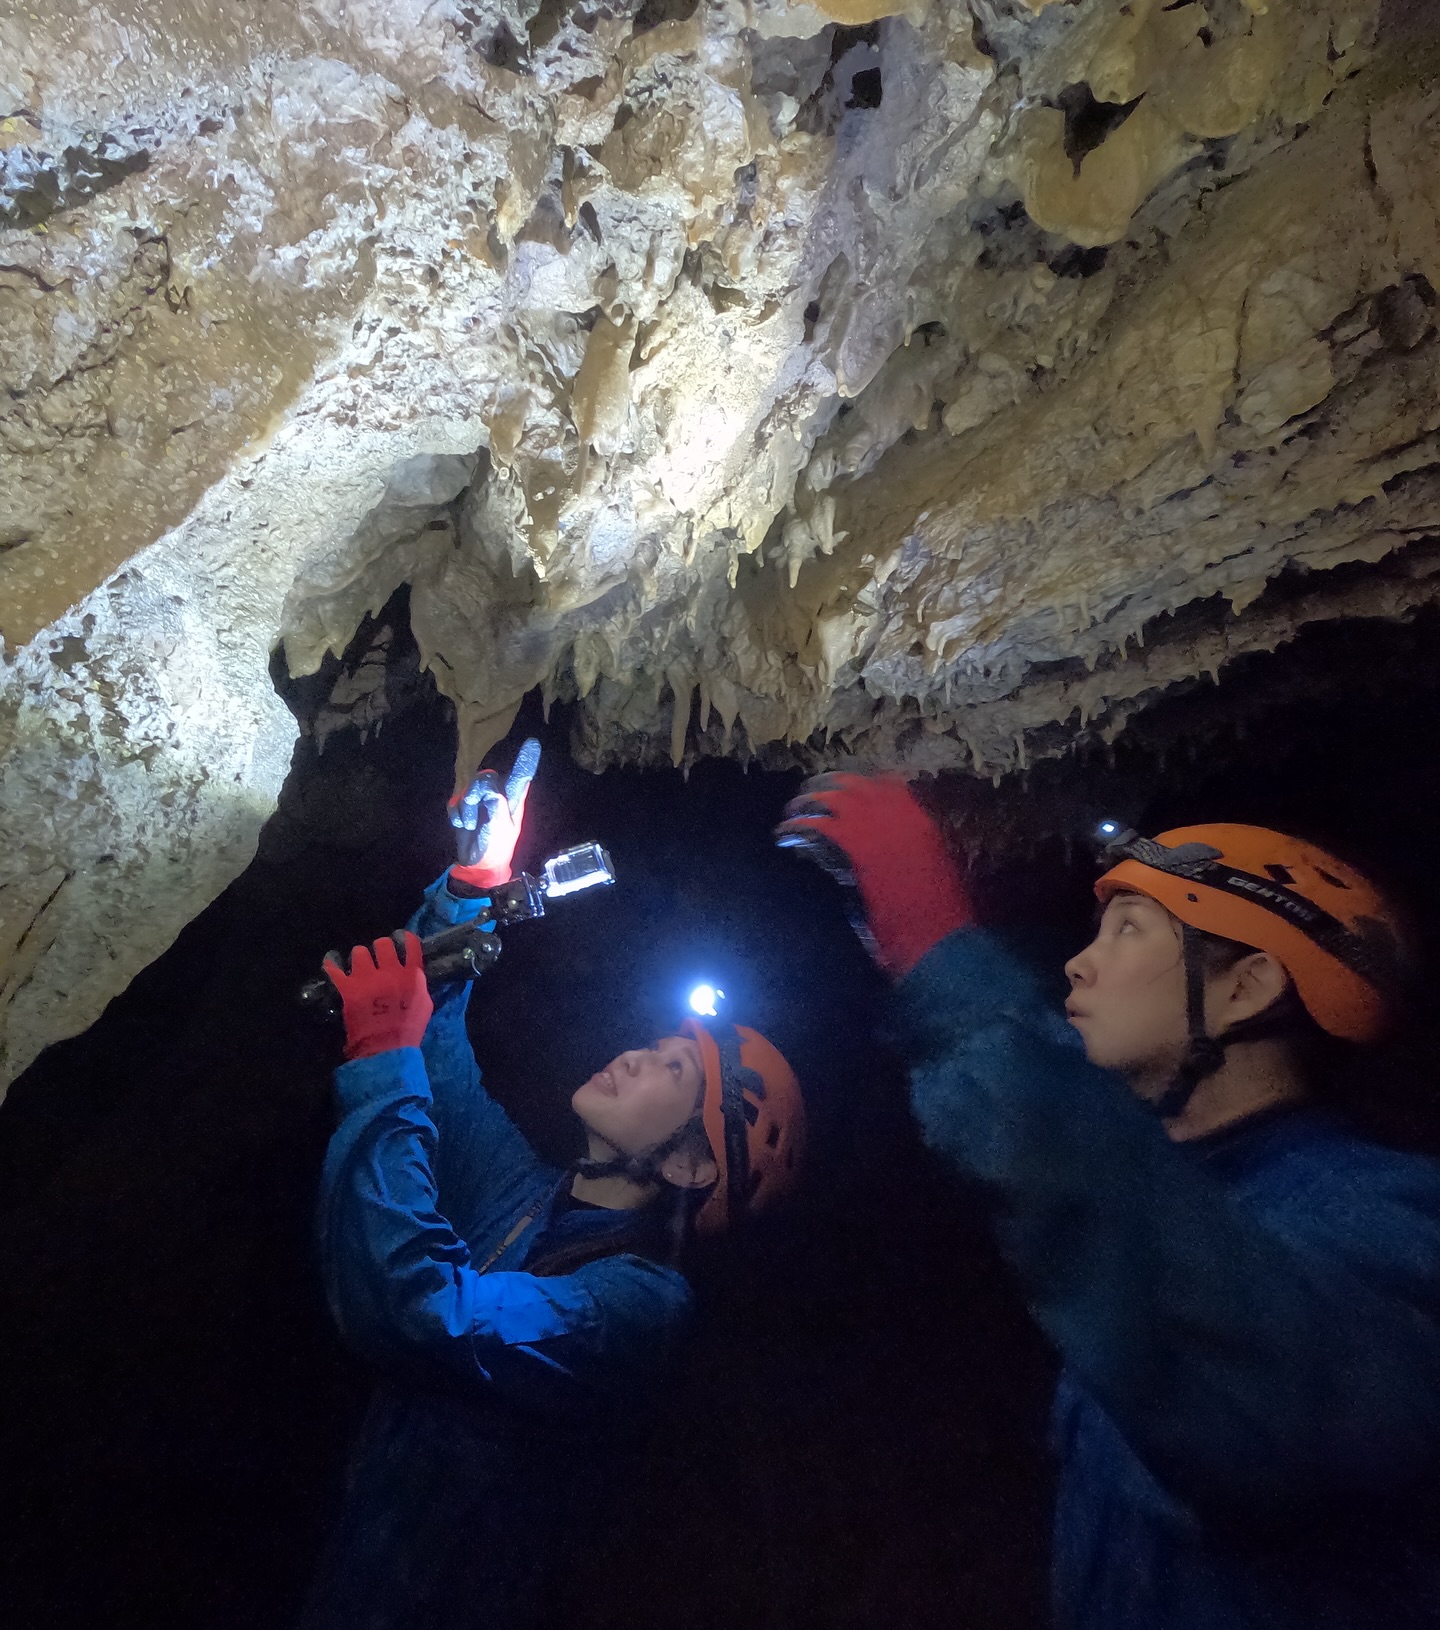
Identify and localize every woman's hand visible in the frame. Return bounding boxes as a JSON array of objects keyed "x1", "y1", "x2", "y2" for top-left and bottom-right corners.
[
  {"x1": 325, "y1": 932, "x2": 434, "y2": 1060},
  {"x1": 776, "y1": 773, "x2": 975, "y2": 978},
  {"x1": 449, "y1": 737, "x2": 540, "y2": 890}
]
